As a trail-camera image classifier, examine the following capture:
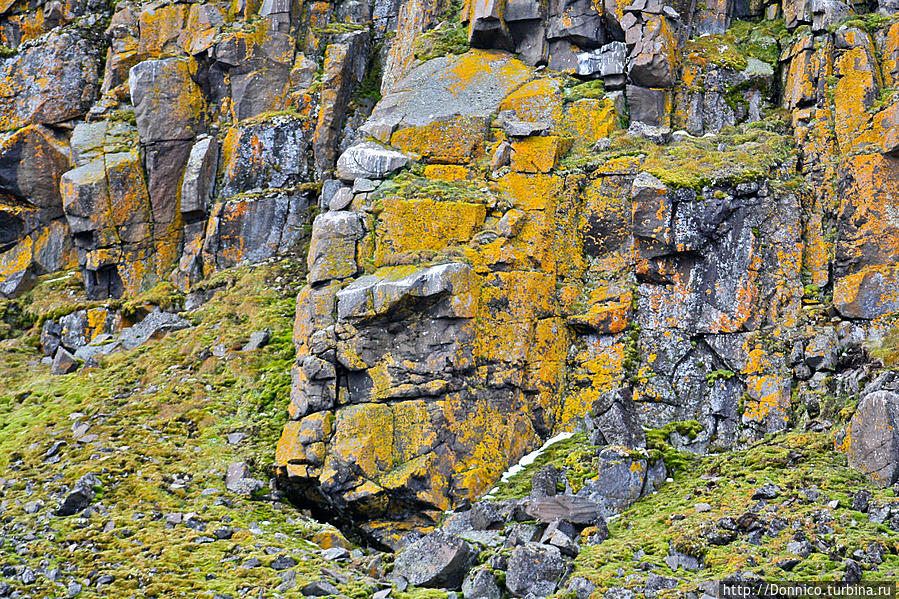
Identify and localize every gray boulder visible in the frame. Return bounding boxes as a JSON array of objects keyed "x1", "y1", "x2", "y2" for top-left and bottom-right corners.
[
  {"x1": 56, "y1": 473, "x2": 100, "y2": 516},
  {"x1": 846, "y1": 391, "x2": 899, "y2": 486},
  {"x1": 577, "y1": 42, "x2": 626, "y2": 79},
  {"x1": 225, "y1": 462, "x2": 265, "y2": 496},
  {"x1": 505, "y1": 543, "x2": 566, "y2": 597},
  {"x1": 393, "y1": 530, "x2": 475, "y2": 589},
  {"x1": 470, "y1": 501, "x2": 503, "y2": 530},
  {"x1": 129, "y1": 58, "x2": 206, "y2": 143},
  {"x1": 180, "y1": 136, "x2": 219, "y2": 216},
  {"x1": 119, "y1": 310, "x2": 191, "y2": 350},
  {"x1": 335, "y1": 142, "x2": 409, "y2": 181},
  {"x1": 51, "y1": 348, "x2": 79, "y2": 375},
  {"x1": 527, "y1": 495, "x2": 602, "y2": 524},
  {"x1": 462, "y1": 567, "x2": 502, "y2": 599}
]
